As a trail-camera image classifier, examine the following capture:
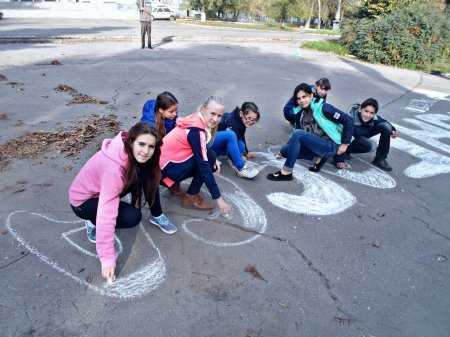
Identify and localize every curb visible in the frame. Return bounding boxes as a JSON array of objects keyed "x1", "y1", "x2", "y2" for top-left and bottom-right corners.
[{"x1": 0, "y1": 35, "x2": 322, "y2": 44}]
